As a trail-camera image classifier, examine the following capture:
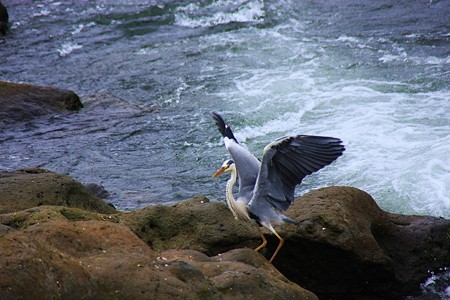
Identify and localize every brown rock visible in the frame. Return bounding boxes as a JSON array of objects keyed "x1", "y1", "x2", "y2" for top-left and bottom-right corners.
[
  {"x1": 0, "y1": 168, "x2": 117, "y2": 214},
  {"x1": 0, "y1": 224, "x2": 15, "y2": 234},
  {"x1": 0, "y1": 205, "x2": 119, "y2": 230},
  {"x1": 0, "y1": 219, "x2": 317, "y2": 300},
  {"x1": 0, "y1": 220, "x2": 156, "y2": 299},
  {"x1": 120, "y1": 195, "x2": 261, "y2": 255},
  {"x1": 271, "y1": 186, "x2": 450, "y2": 299},
  {"x1": 1, "y1": 168, "x2": 447, "y2": 299},
  {"x1": 120, "y1": 187, "x2": 449, "y2": 299},
  {"x1": 160, "y1": 248, "x2": 318, "y2": 300},
  {"x1": 0, "y1": 81, "x2": 82, "y2": 124}
]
